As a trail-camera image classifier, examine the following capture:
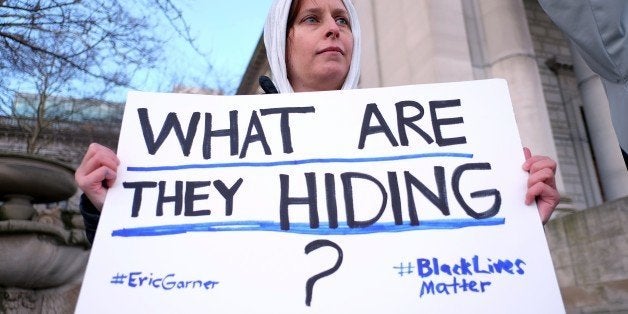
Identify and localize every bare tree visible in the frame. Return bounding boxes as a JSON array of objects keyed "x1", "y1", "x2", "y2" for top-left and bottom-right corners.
[
  {"x1": 0, "y1": 0, "x2": 218, "y2": 161},
  {"x1": 9, "y1": 44, "x2": 81, "y2": 154},
  {"x1": 0, "y1": 0, "x2": 202, "y2": 87}
]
